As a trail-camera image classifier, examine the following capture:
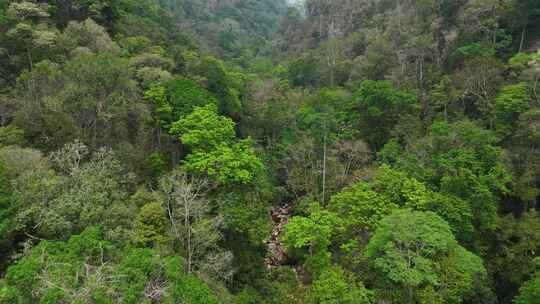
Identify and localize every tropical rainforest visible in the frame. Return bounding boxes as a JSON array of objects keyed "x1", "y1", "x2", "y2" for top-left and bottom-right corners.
[{"x1": 0, "y1": 0, "x2": 540, "y2": 303}]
